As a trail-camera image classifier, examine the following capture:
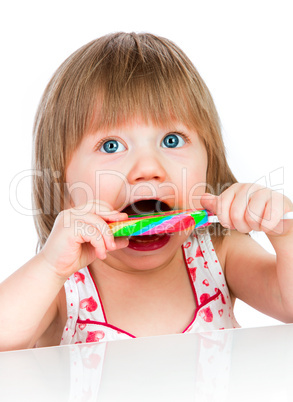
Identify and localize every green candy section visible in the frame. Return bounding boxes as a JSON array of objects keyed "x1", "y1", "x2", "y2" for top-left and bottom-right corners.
[{"x1": 113, "y1": 215, "x2": 166, "y2": 237}]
